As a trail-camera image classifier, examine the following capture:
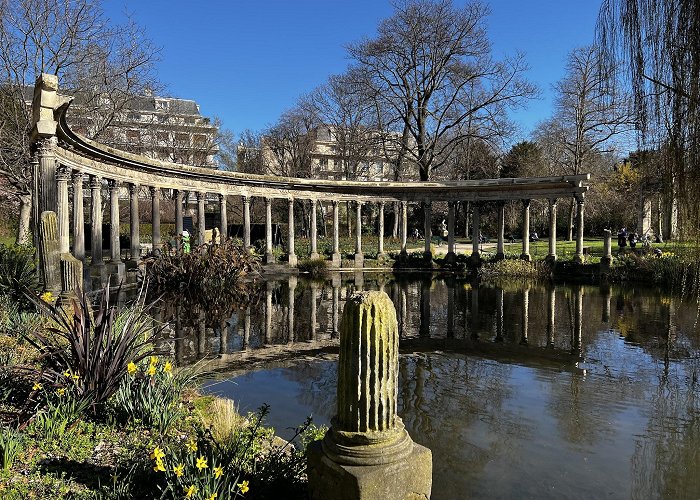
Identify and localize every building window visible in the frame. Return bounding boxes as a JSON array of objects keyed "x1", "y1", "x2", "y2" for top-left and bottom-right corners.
[{"x1": 319, "y1": 158, "x2": 328, "y2": 170}]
